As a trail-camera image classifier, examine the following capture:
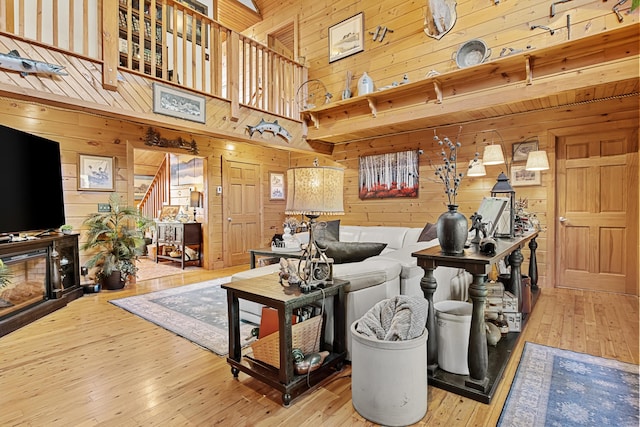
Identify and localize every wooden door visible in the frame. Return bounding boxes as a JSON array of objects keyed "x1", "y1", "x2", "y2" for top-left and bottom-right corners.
[
  {"x1": 556, "y1": 127, "x2": 638, "y2": 294},
  {"x1": 223, "y1": 160, "x2": 262, "y2": 266}
]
